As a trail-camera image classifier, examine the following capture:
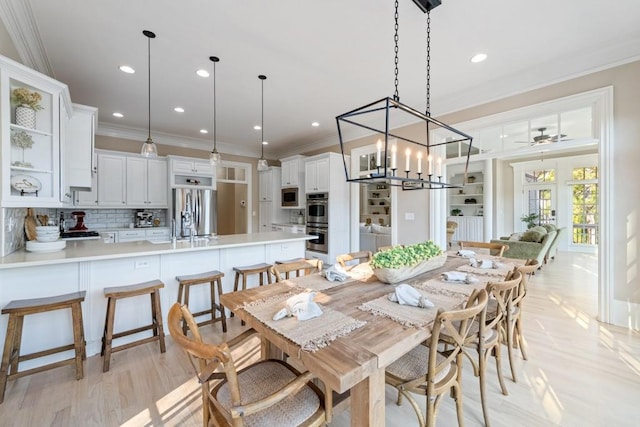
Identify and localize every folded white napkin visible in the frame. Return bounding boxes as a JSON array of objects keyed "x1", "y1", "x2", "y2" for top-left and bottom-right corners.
[
  {"x1": 469, "y1": 258, "x2": 505, "y2": 269},
  {"x1": 388, "y1": 284, "x2": 434, "y2": 308},
  {"x1": 441, "y1": 271, "x2": 478, "y2": 284},
  {"x1": 457, "y1": 249, "x2": 476, "y2": 258},
  {"x1": 322, "y1": 264, "x2": 349, "y2": 282},
  {"x1": 273, "y1": 292, "x2": 323, "y2": 321}
]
